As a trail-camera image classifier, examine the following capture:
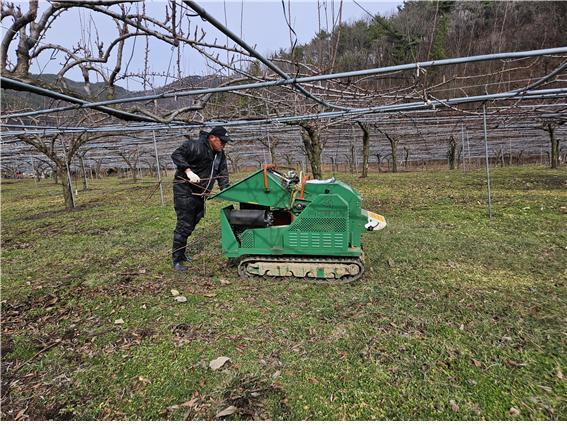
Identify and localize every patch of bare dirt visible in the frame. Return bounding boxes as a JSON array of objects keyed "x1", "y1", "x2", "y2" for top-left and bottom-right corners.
[
  {"x1": 215, "y1": 373, "x2": 290, "y2": 420},
  {"x1": 170, "y1": 373, "x2": 290, "y2": 420},
  {"x1": 170, "y1": 323, "x2": 218, "y2": 346}
]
